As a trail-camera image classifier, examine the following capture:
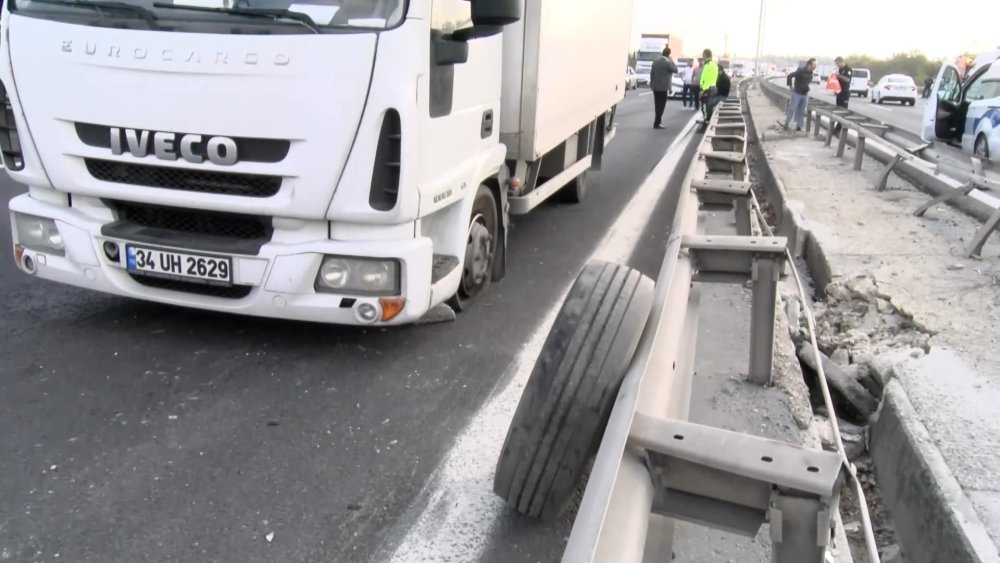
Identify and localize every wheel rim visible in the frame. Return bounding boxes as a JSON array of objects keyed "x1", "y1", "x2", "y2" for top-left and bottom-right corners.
[
  {"x1": 975, "y1": 137, "x2": 989, "y2": 159},
  {"x1": 460, "y1": 213, "x2": 493, "y2": 297}
]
